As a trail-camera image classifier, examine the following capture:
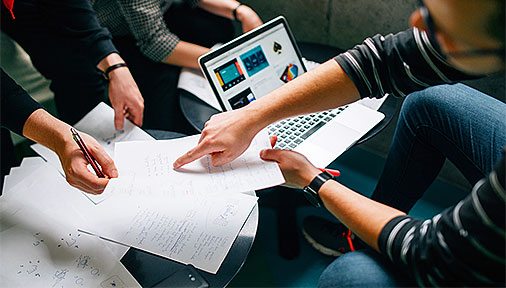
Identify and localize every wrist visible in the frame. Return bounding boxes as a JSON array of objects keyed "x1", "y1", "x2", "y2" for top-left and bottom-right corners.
[
  {"x1": 243, "y1": 102, "x2": 275, "y2": 132},
  {"x1": 103, "y1": 63, "x2": 128, "y2": 81},
  {"x1": 303, "y1": 168, "x2": 322, "y2": 187},
  {"x1": 97, "y1": 53, "x2": 125, "y2": 72},
  {"x1": 234, "y1": 4, "x2": 251, "y2": 22}
]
